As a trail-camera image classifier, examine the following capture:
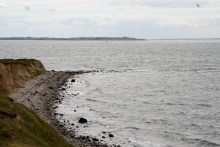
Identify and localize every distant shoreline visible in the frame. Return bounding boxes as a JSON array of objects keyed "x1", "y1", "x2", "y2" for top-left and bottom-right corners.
[
  {"x1": 0, "y1": 37, "x2": 145, "y2": 41},
  {"x1": 150, "y1": 38, "x2": 220, "y2": 41},
  {"x1": 1, "y1": 37, "x2": 220, "y2": 41}
]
